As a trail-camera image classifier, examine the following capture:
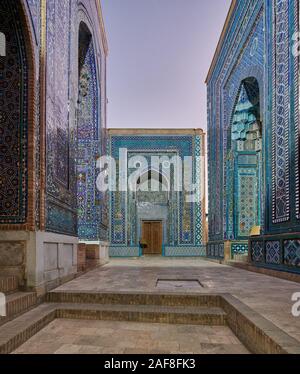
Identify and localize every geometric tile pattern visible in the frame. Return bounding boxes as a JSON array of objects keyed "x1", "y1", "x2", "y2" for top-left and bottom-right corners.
[
  {"x1": 194, "y1": 135, "x2": 203, "y2": 245},
  {"x1": 284, "y1": 240, "x2": 300, "y2": 267},
  {"x1": 0, "y1": 0, "x2": 28, "y2": 224},
  {"x1": 228, "y1": 78, "x2": 261, "y2": 241},
  {"x1": 214, "y1": 244, "x2": 220, "y2": 257},
  {"x1": 207, "y1": 243, "x2": 224, "y2": 259},
  {"x1": 232, "y1": 243, "x2": 248, "y2": 255},
  {"x1": 207, "y1": 1, "x2": 264, "y2": 244},
  {"x1": 266, "y1": 241, "x2": 280, "y2": 265},
  {"x1": 43, "y1": 0, "x2": 108, "y2": 238},
  {"x1": 237, "y1": 169, "x2": 259, "y2": 238},
  {"x1": 295, "y1": 0, "x2": 300, "y2": 220},
  {"x1": 207, "y1": 0, "x2": 300, "y2": 271},
  {"x1": 77, "y1": 36, "x2": 102, "y2": 241},
  {"x1": 251, "y1": 241, "x2": 264, "y2": 263},
  {"x1": 109, "y1": 247, "x2": 140, "y2": 258},
  {"x1": 109, "y1": 135, "x2": 205, "y2": 256},
  {"x1": 45, "y1": 0, "x2": 78, "y2": 235},
  {"x1": 218, "y1": 243, "x2": 225, "y2": 258},
  {"x1": 164, "y1": 246, "x2": 206, "y2": 257},
  {"x1": 271, "y1": 0, "x2": 290, "y2": 224}
]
